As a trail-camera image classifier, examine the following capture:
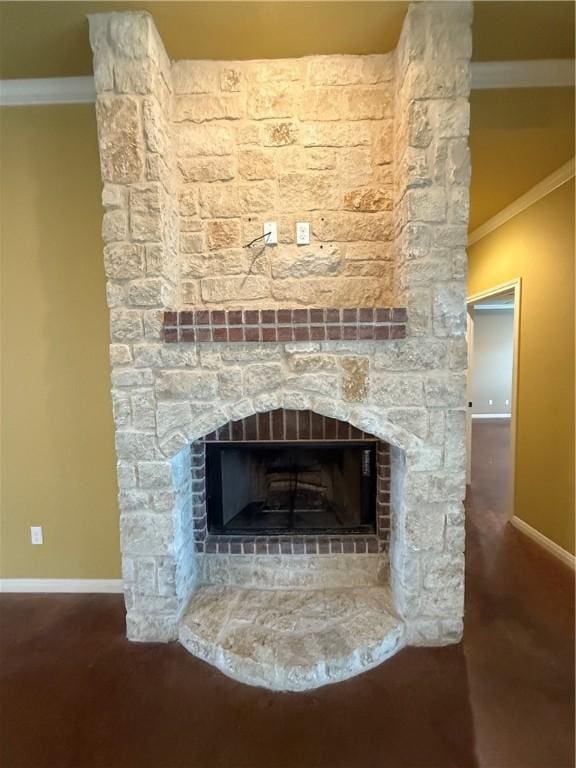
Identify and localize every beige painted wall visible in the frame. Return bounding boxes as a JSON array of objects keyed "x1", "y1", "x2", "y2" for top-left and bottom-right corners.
[
  {"x1": 0, "y1": 105, "x2": 121, "y2": 578},
  {"x1": 471, "y1": 308, "x2": 514, "y2": 416},
  {"x1": 468, "y1": 180, "x2": 575, "y2": 555}
]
